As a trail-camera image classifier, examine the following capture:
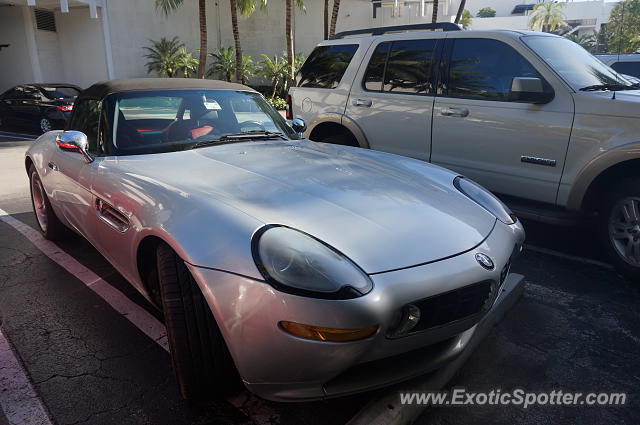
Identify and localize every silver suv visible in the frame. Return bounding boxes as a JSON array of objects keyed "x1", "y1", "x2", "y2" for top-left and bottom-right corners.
[{"x1": 289, "y1": 24, "x2": 640, "y2": 279}]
